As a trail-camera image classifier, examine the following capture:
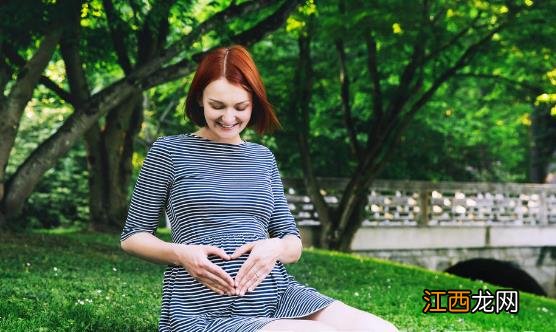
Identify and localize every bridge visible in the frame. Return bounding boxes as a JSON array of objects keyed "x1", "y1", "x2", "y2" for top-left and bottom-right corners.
[{"x1": 282, "y1": 178, "x2": 556, "y2": 298}]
